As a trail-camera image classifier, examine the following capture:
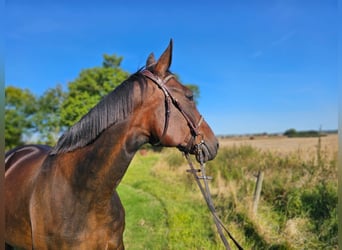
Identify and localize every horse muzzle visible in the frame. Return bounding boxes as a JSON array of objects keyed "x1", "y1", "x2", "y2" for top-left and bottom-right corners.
[
  {"x1": 178, "y1": 136, "x2": 218, "y2": 163},
  {"x1": 194, "y1": 140, "x2": 218, "y2": 163}
]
